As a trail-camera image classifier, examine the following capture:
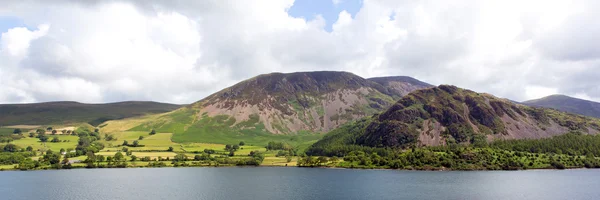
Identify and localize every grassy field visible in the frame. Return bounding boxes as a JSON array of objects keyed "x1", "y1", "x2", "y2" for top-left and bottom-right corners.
[
  {"x1": 0, "y1": 128, "x2": 15, "y2": 136},
  {"x1": 121, "y1": 109, "x2": 325, "y2": 149},
  {"x1": 0, "y1": 164, "x2": 17, "y2": 170},
  {"x1": 262, "y1": 156, "x2": 296, "y2": 166},
  {"x1": 11, "y1": 135, "x2": 79, "y2": 152}
]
